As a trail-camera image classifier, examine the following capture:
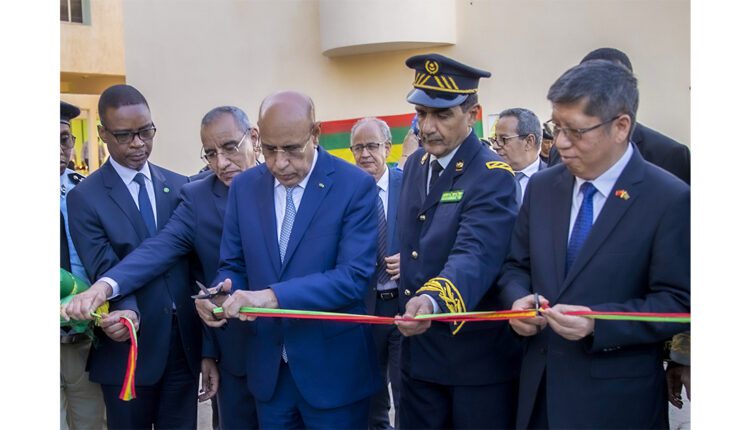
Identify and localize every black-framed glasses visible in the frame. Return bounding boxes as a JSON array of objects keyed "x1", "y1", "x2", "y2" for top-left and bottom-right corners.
[
  {"x1": 260, "y1": 127, "x2": 314, "y2": 158},
  {"x1": 350, "y1": 141, "x2": 387, "y2": 154},
  {"x1": 489, "y1": 134, "x2": 527, "y2": 150},
  {"x1": 544, "y1": 116, "x2": 620, "y2": 141},
  {"x1": 60, "y1": 133, "x2": 76, "y2": 149},
  {"x1": 201, "y1": 129, "x2": 249, "y2": 164},
  {"x1": 102, "y1": 124, "x2": 157, "y2": 145}
]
